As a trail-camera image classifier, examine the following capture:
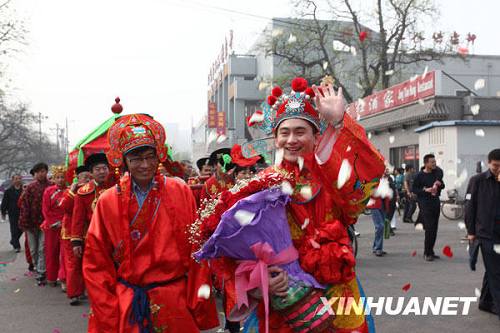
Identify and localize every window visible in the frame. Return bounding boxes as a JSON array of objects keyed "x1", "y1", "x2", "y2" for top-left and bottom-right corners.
[{"x1": 390, "y1": 145, "x2": 420, "y2": 169}]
